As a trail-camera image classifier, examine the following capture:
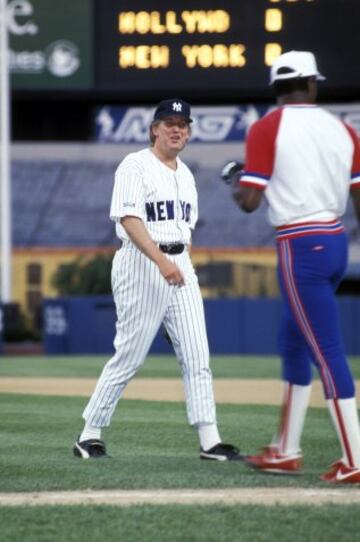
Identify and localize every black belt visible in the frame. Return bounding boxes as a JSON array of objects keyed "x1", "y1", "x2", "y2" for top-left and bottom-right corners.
[{"x1": 159, "y1": 243, "x2": 185, "y2": 255}]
